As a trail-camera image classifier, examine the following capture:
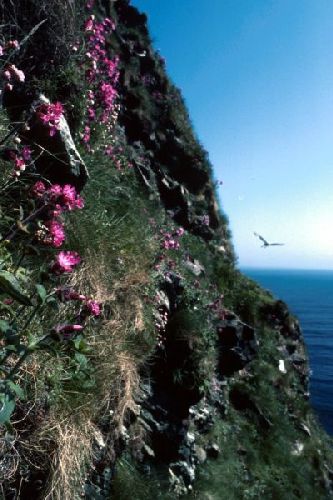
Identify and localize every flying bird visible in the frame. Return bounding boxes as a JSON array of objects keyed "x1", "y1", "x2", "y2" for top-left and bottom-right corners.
[{"x1": 253, "y1": 232, "x2": 285, "y2": 248}]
